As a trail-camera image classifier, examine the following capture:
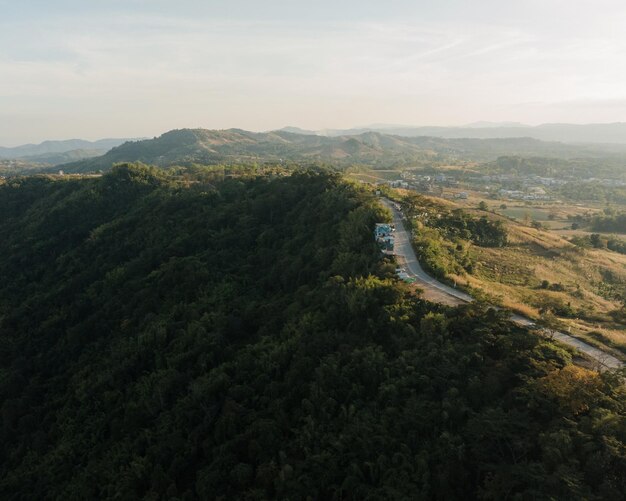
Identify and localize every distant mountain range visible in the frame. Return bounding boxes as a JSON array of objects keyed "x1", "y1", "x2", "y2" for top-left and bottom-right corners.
[
  {"x1": 462, "y1": 121, "x2": 530, "y2": 129},
  {"x1": 282, "y1": 122, "x2": 626, "y2": 145},
  {"x1": 0, "y1": 138, "x2": 135, "y2": 163},
  {"x1": 6, "y1": 124, "x2": 626, "y2": 173},
  {"x1": 57, "y1": 128, "x2": 626, "y2": 173}
]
